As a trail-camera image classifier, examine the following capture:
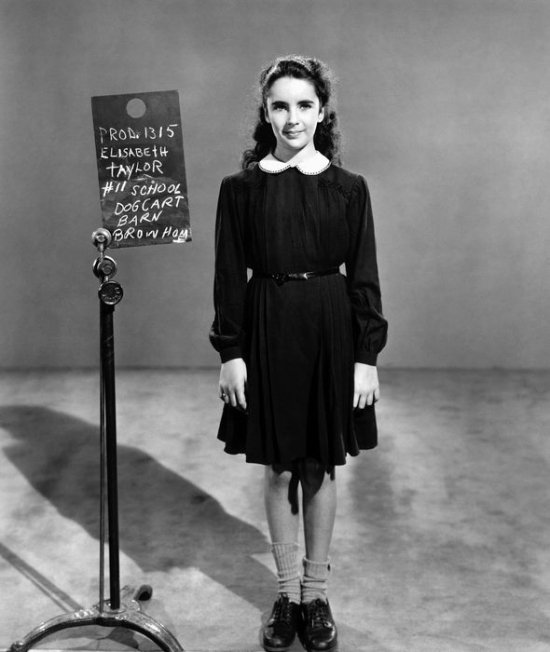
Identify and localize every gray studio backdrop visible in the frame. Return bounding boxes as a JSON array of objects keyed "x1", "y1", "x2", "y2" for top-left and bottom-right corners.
[{"x1": 0, "y1": 0, "x2": 548, "y2": 369}]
